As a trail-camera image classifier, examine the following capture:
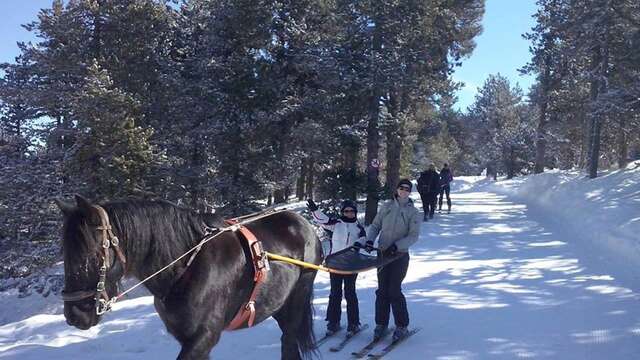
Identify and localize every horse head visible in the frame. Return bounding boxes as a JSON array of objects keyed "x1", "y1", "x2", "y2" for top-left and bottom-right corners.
[{"x1": 57, "y1": 195, "x2": 126, "y2": 330}]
